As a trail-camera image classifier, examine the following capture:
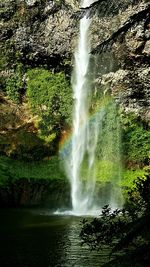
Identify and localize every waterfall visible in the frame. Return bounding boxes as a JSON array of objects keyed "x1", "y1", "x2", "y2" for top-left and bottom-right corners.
[
  {"x1": 70, "y1": 0, "x2": 98, "y2": 215},
  {"x1": 58, "y1": 0, "x2": 123, "y2": 216}
]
